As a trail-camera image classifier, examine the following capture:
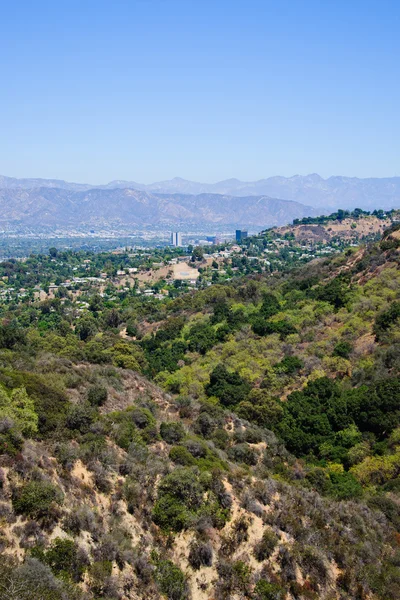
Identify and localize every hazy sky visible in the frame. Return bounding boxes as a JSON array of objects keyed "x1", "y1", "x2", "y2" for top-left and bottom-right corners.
[{"x1": 1, "y1": 0, "x2": 399, "y2": 183}]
